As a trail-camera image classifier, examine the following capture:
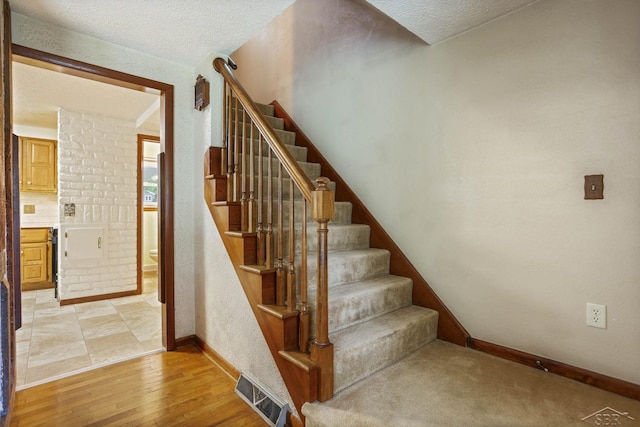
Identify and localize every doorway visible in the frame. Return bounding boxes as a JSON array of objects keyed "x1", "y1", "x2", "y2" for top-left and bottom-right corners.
[
  {"x1": 11, "y1": 45, "x2": 175, "y2": 387},
  {"x1": 139, "y1": 134, "x2": 161, "y2": 281}
]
